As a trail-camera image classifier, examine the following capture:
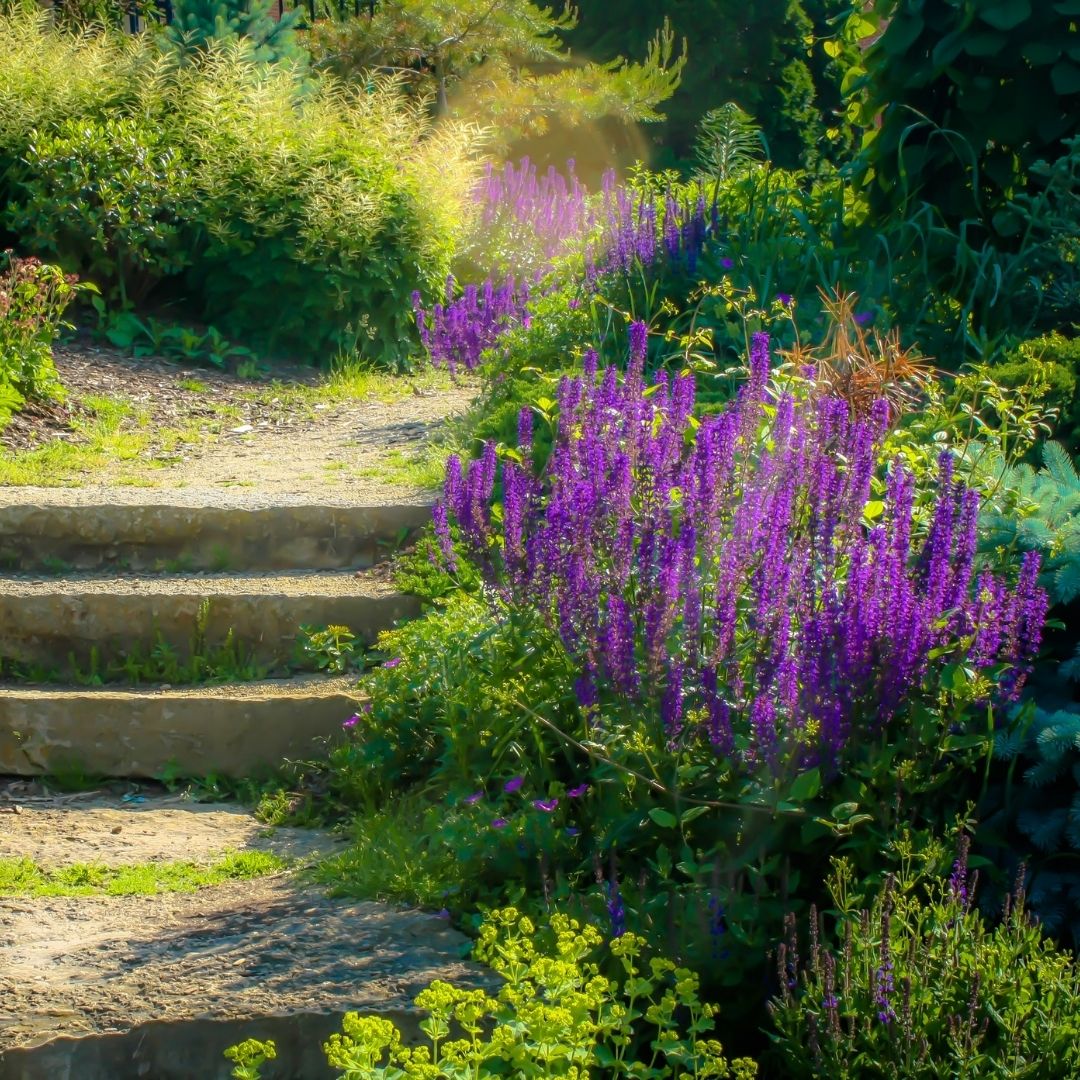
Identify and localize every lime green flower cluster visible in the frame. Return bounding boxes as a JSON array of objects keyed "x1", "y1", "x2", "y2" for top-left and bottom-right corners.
[{"x1": 226, "y1": 909, "x2": 757, "y2": 1079}]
